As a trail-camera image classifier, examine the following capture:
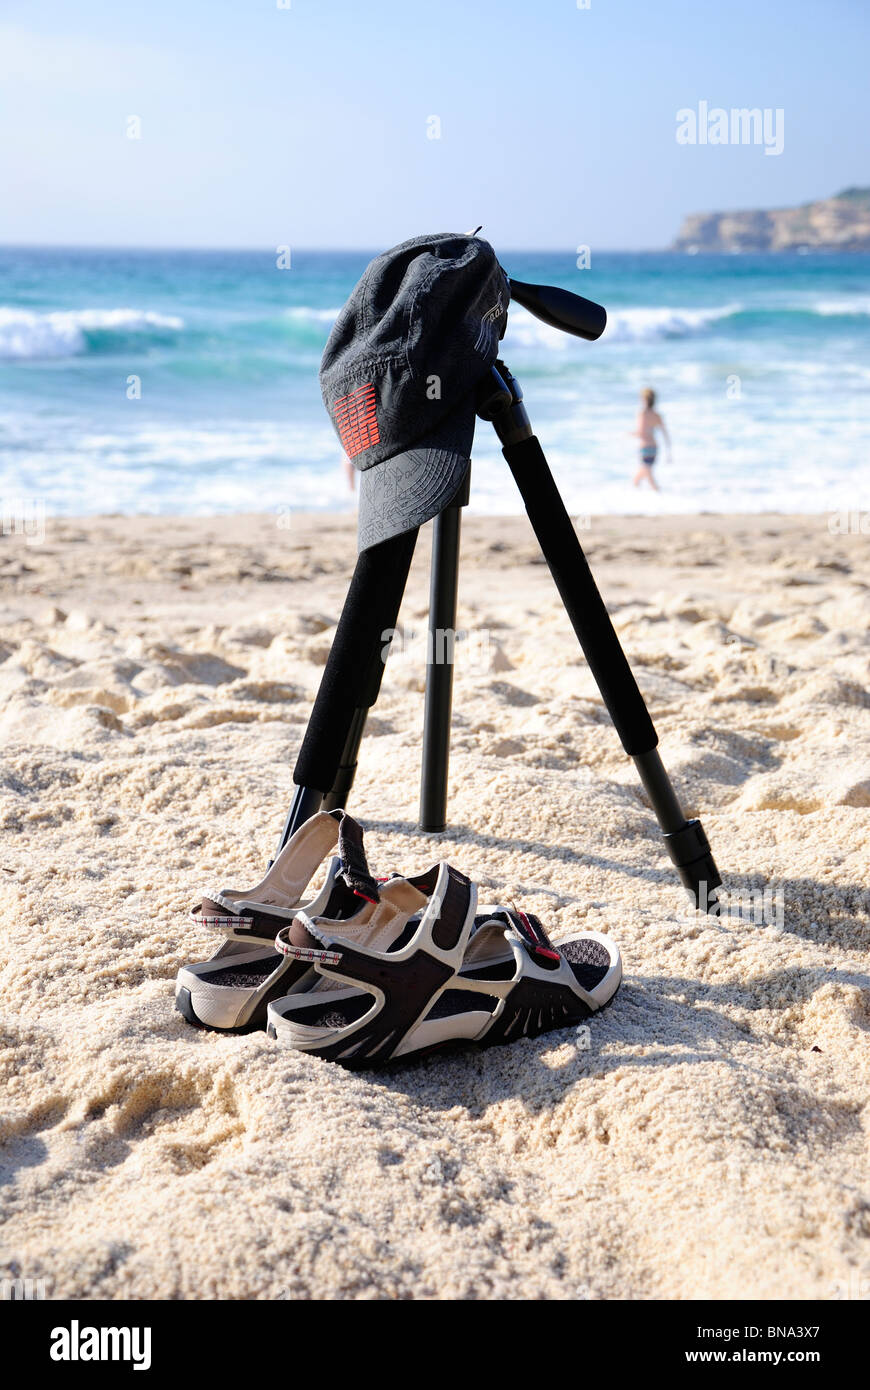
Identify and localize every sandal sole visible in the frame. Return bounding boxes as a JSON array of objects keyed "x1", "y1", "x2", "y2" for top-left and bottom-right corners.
[{"x1": 266, "y1": 975, "x2": 622, "y2": 1069}]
